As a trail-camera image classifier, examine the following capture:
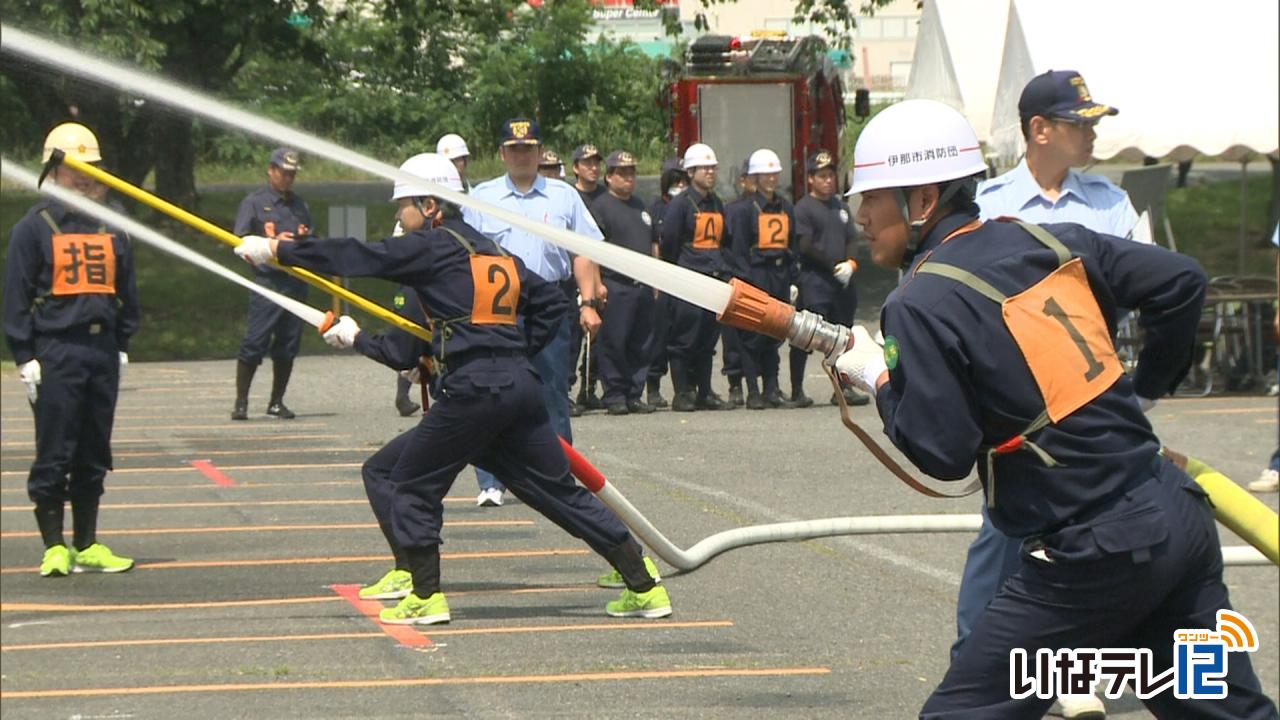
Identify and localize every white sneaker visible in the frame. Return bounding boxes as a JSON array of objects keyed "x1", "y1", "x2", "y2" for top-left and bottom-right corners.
[
  {"x1": 1052, "y1": 692, "x2": 1106, "y2": 719},
  {"x1": 1247, "y1": 468, "x2": 1279, "y2": 493},
  {"x1": 476, "y1": 488, "x2": 504, "y2": 507}
]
